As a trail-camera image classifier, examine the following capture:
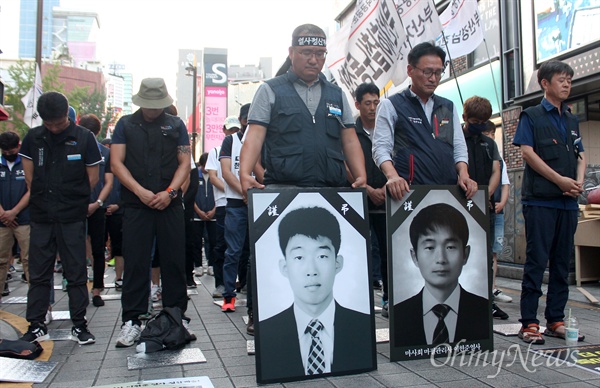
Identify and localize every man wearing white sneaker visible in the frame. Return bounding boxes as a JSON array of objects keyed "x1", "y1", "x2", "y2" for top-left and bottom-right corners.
[
  {"x1": 19, "y1": 92, "x2": 101, "y2": 345},
  {"x1": 111, "y1": 79, "x2": 191, "y2": 347}
]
